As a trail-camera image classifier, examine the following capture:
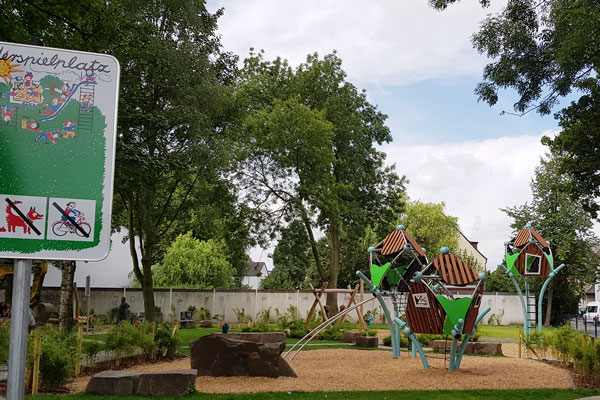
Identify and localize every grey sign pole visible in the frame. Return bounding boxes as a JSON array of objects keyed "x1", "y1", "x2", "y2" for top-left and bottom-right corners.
[
  {"x1": 7, "y1": 259, "x2": 32, "y2": 400},
  {"x1": 86, "y1": 275, "x2": 91, "y2": 332}
]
